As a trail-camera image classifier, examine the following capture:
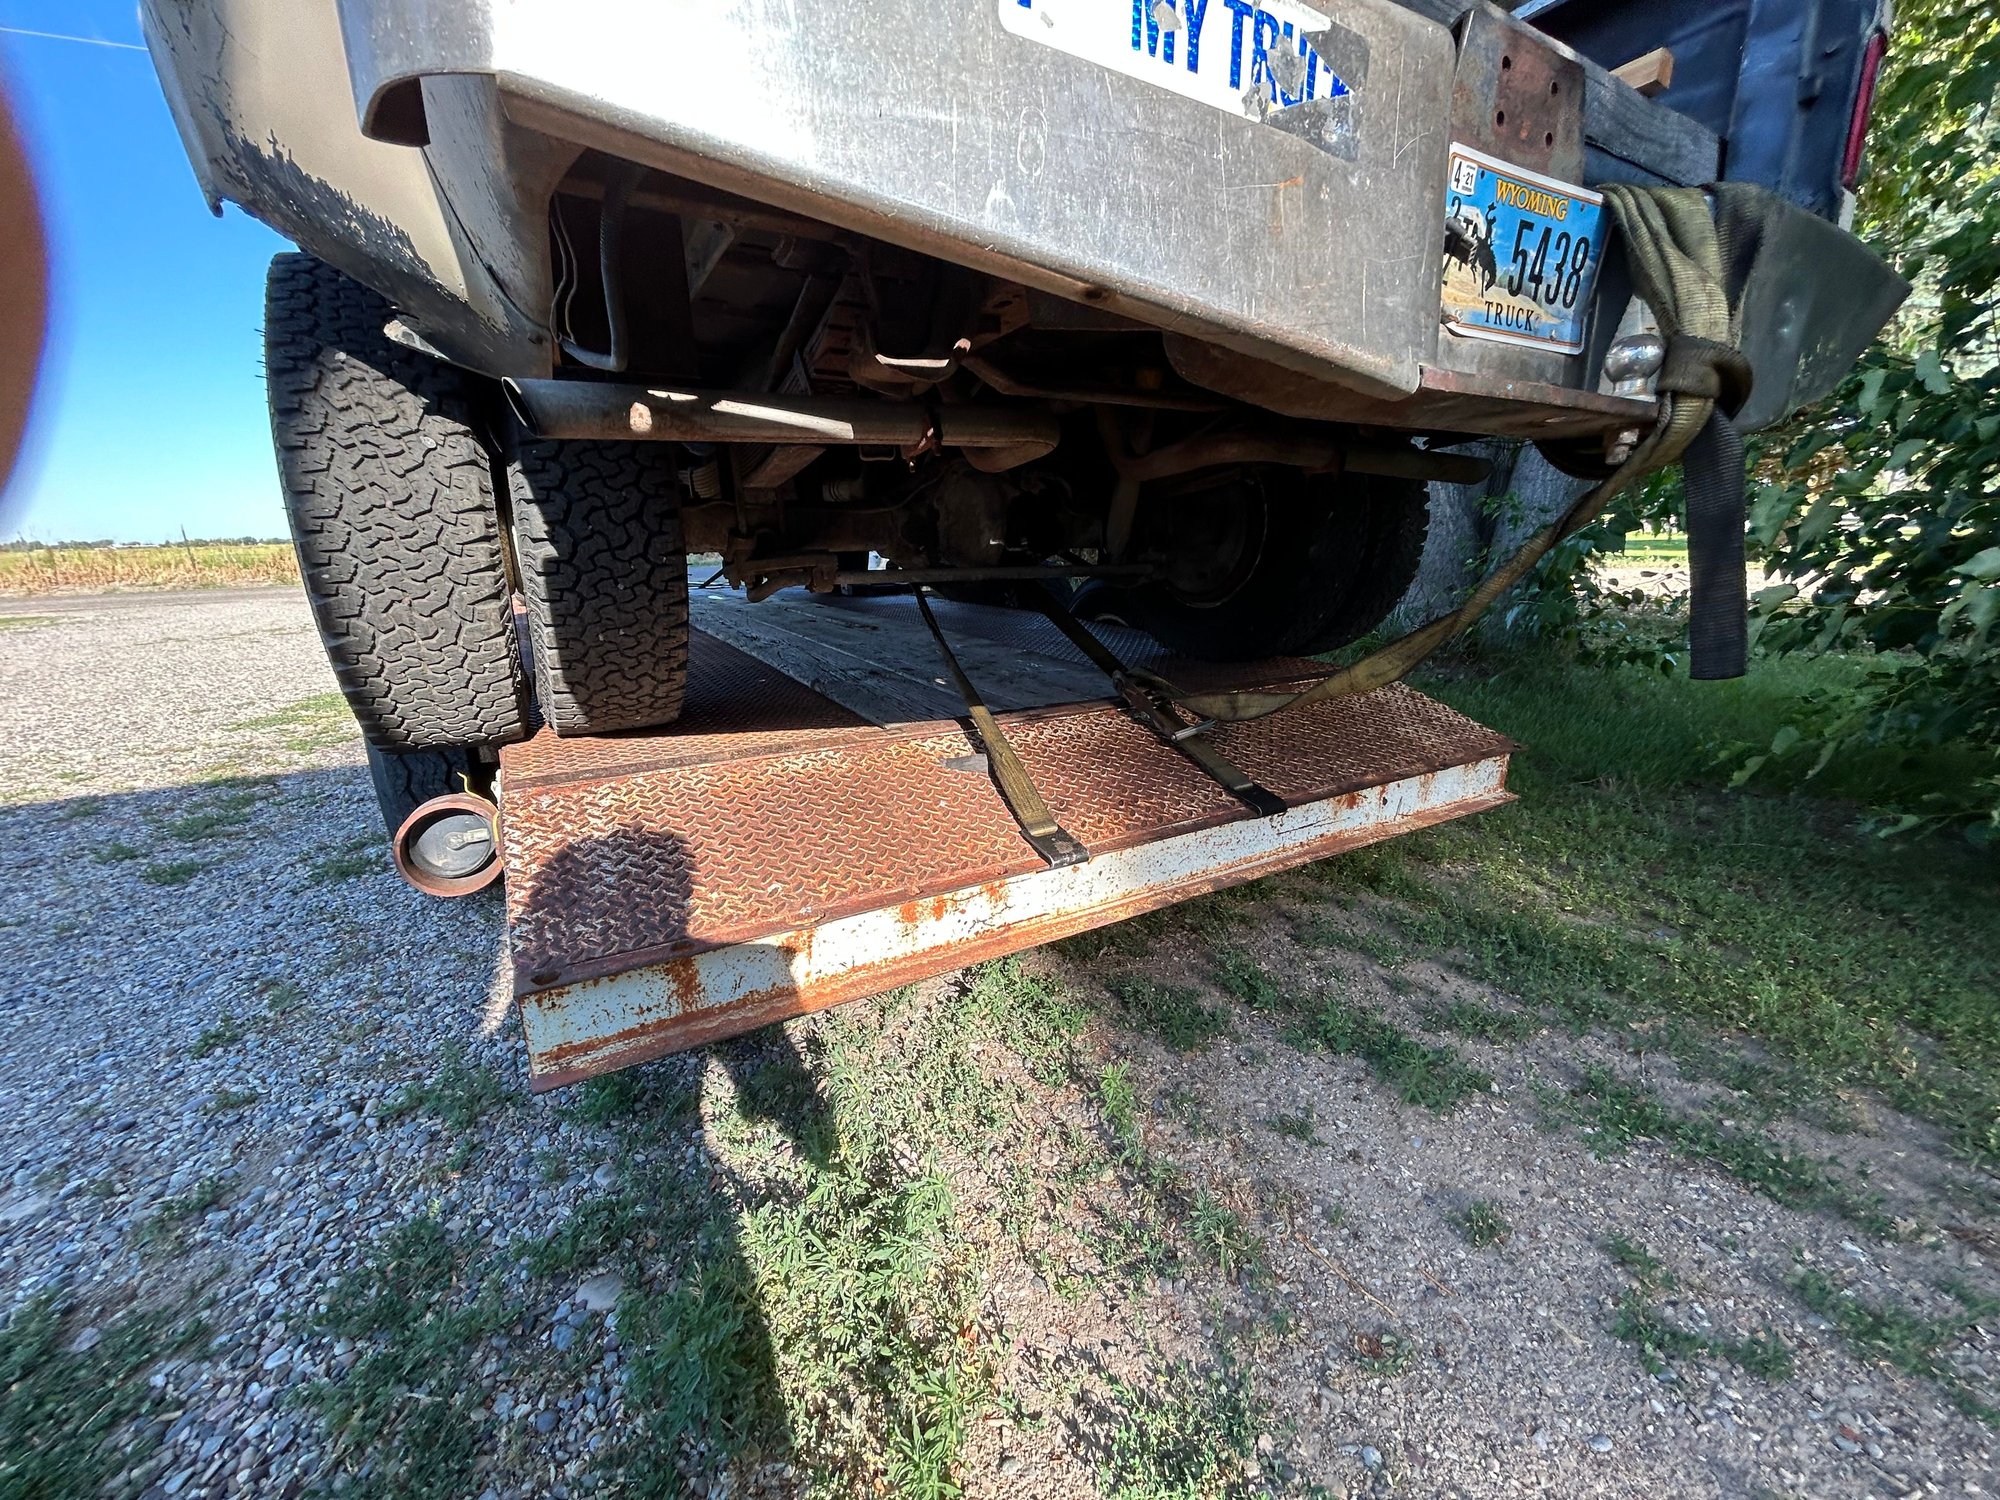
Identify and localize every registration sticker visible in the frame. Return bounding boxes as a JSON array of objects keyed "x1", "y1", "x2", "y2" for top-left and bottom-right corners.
[
  {"x1": 999, "y1": 0, "x2": 1366, "y2": 156},
  {"x1": 1440, "y1": 142, "x2": 1604, "y2": 355}
]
